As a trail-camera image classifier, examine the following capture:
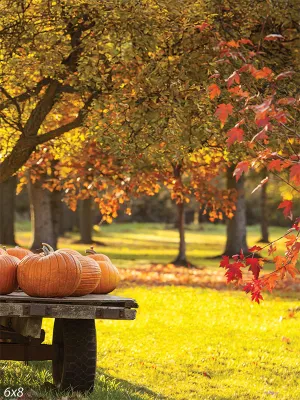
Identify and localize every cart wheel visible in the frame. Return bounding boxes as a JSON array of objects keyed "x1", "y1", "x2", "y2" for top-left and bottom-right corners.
[{"x1": 52, "y1": 319, "x2": 96, "y2": 393}]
